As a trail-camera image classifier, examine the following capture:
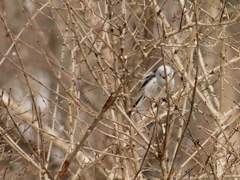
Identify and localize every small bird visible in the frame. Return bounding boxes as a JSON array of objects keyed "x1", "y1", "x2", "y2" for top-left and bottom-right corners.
[{"x1": 133, "y1": 65, "x2": 175, "y2": 108}]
